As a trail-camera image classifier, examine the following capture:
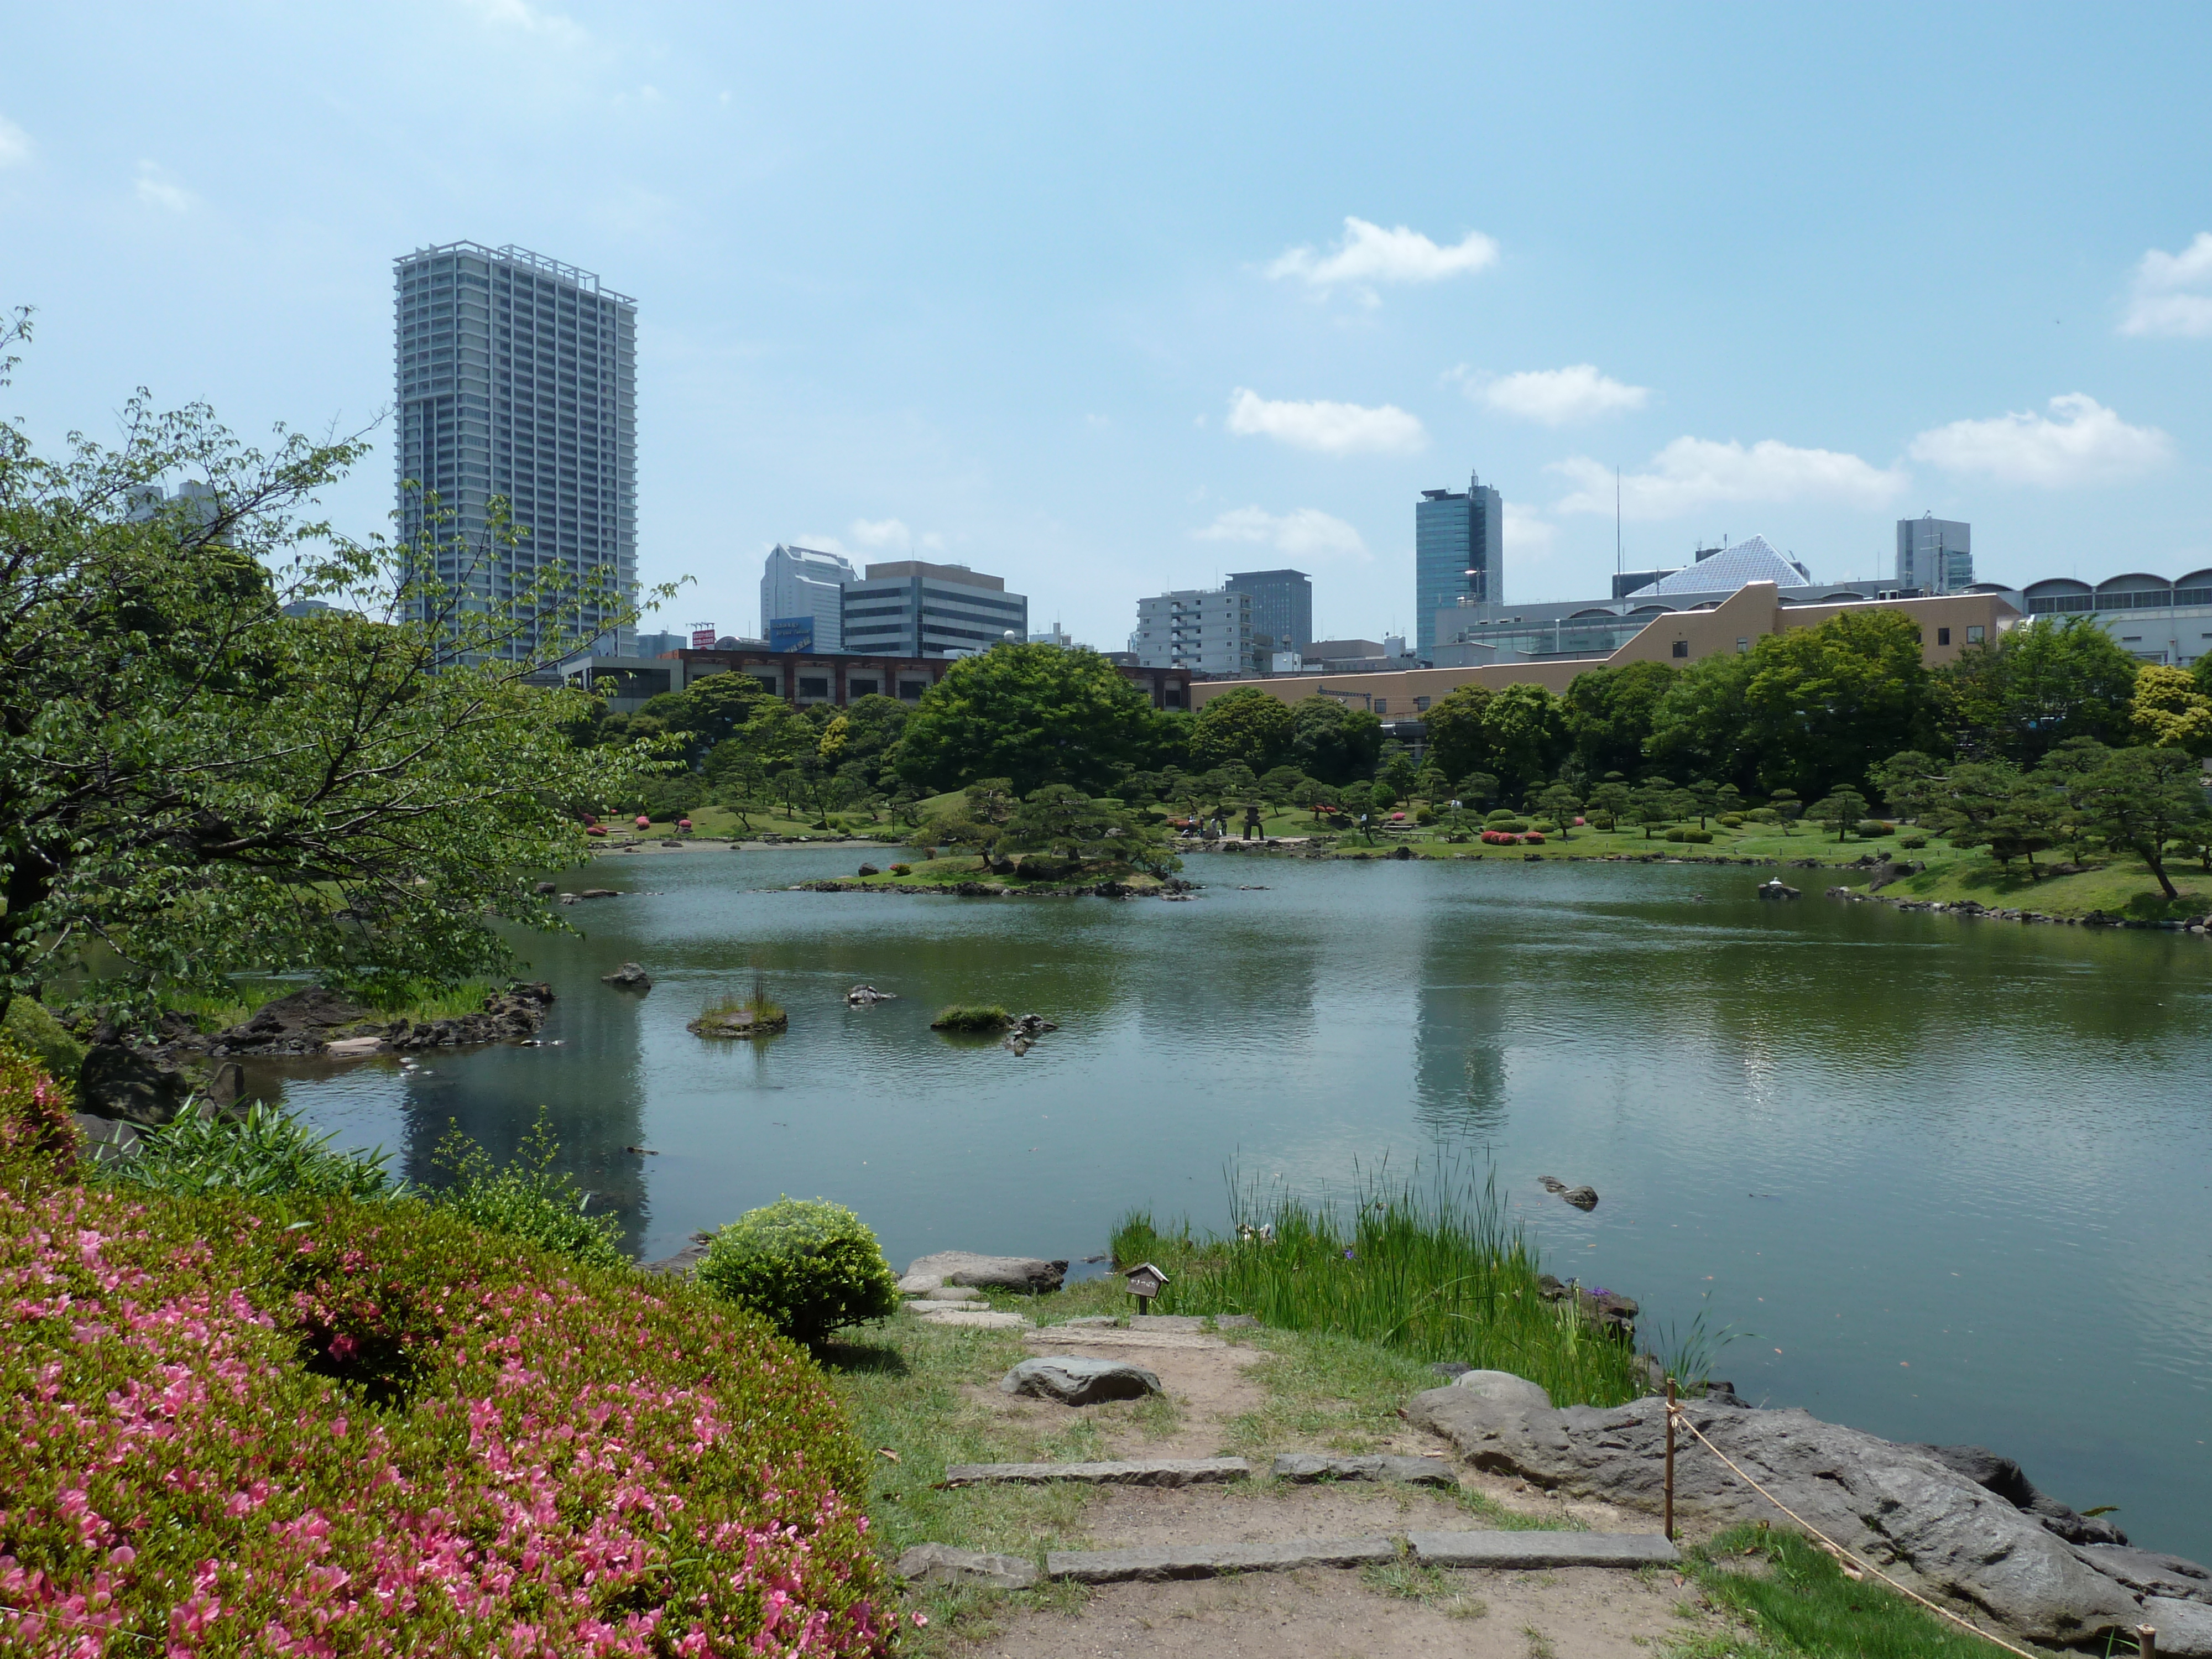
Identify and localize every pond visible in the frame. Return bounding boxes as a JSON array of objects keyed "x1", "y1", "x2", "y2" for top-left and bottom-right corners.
[{"x1": 265, "y1": 844, "x2": 2212, "y2": 1562}]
